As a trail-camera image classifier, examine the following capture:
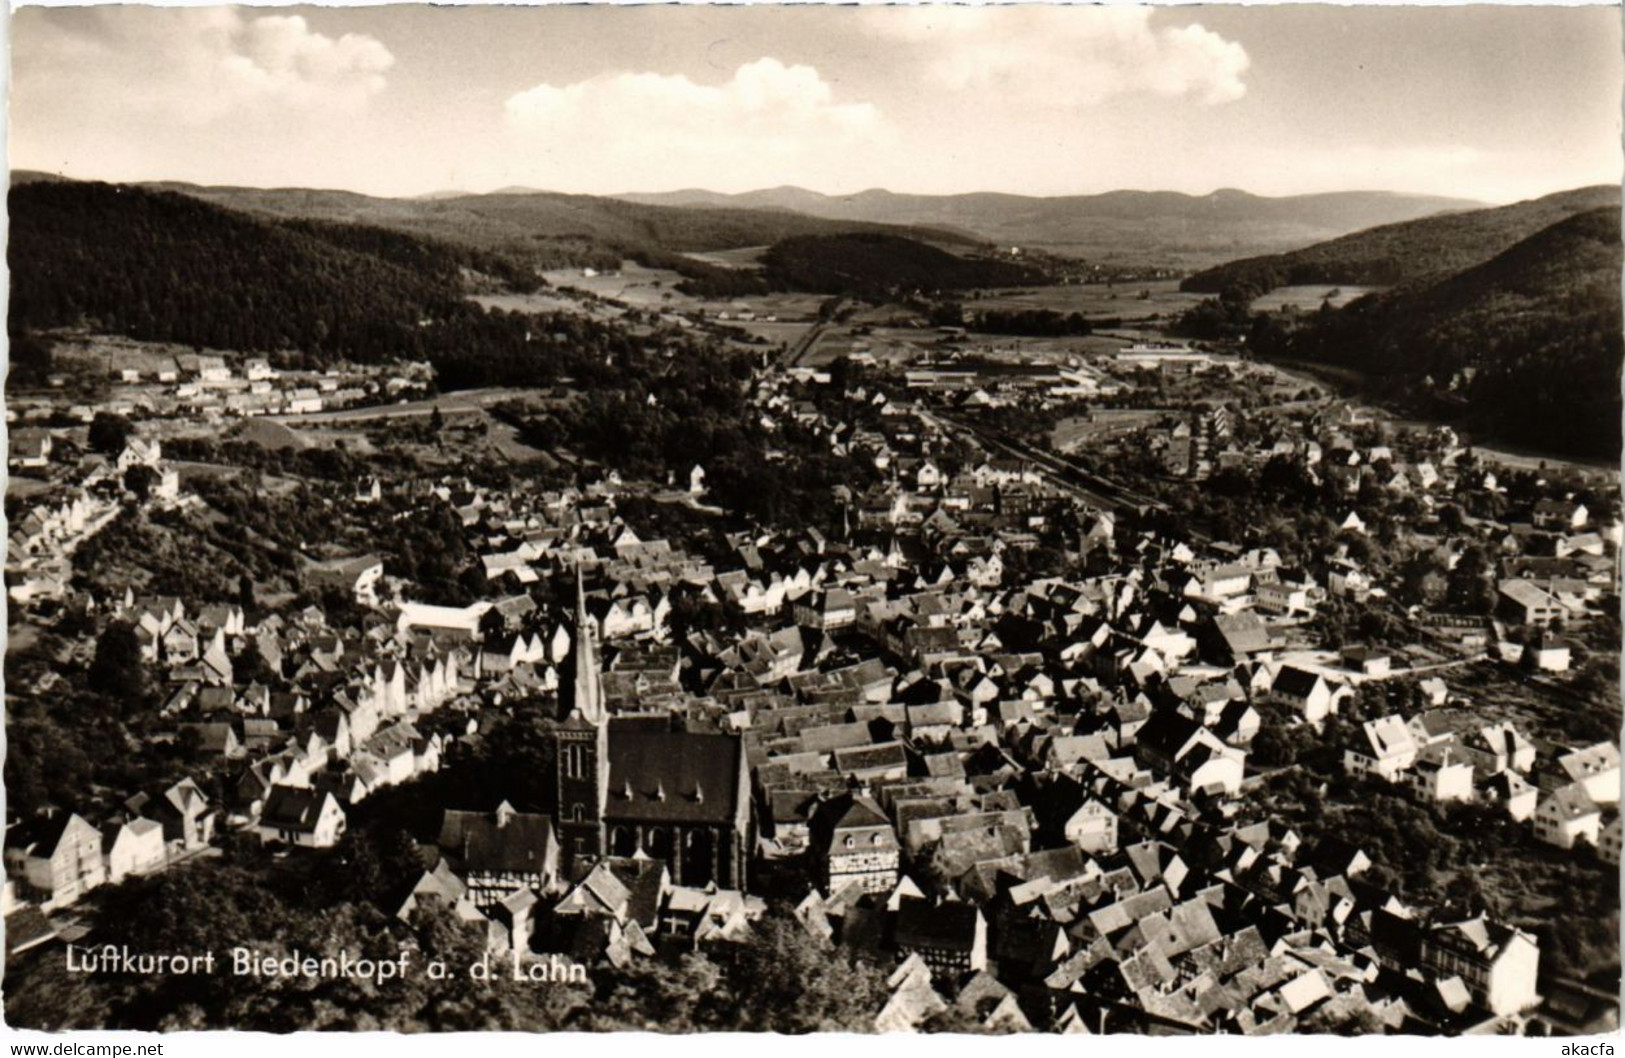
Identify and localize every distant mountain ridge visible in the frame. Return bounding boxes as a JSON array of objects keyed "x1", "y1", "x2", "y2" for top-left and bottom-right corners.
[
  {"x1": 10, "y1": 170, "x2": 1484, "y2": 271},
  {"x1": 615, "y1": 185, "x2": 1484, "y2": 266},
  {"x1": 1183, "y1": 184, "x2": 1620, "y2": 295}
]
